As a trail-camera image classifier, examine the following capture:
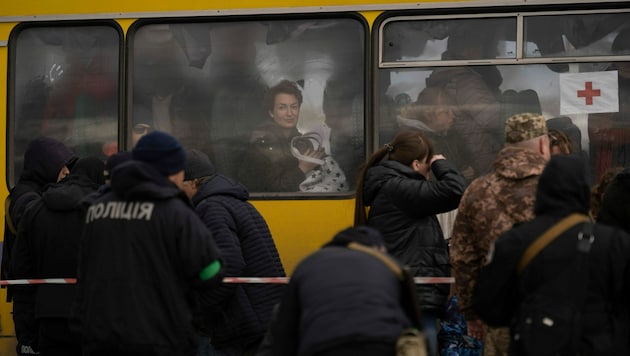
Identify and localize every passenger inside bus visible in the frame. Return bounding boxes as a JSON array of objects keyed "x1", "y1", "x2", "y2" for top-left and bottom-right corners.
[
  {"x1": 237, "y1": 80, "x2": 325, "y2": 192},
  {"x1": 425, "y1": 21, "x2": 503, "y2": 177},
  {"x1": 398, "y1": 86, "x2": 475, "y2": 181}
]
